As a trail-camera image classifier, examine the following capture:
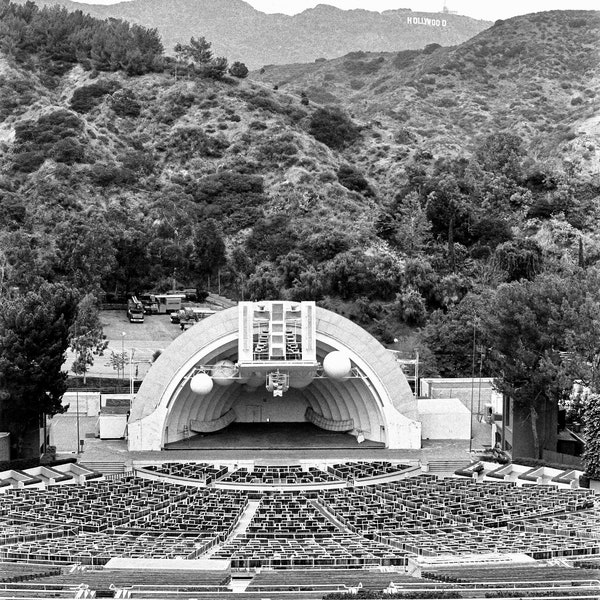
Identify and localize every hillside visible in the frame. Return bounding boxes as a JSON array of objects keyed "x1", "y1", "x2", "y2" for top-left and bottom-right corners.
[
  {"x1": 254, "y1": 10, "x2": 600, "y2": 181},
  {"x1": 21, "y1": 0, "x2": 491, "y2": 68},
  {"x1": 0, "y1": 4, "x2": 599, "y2": 378}
]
